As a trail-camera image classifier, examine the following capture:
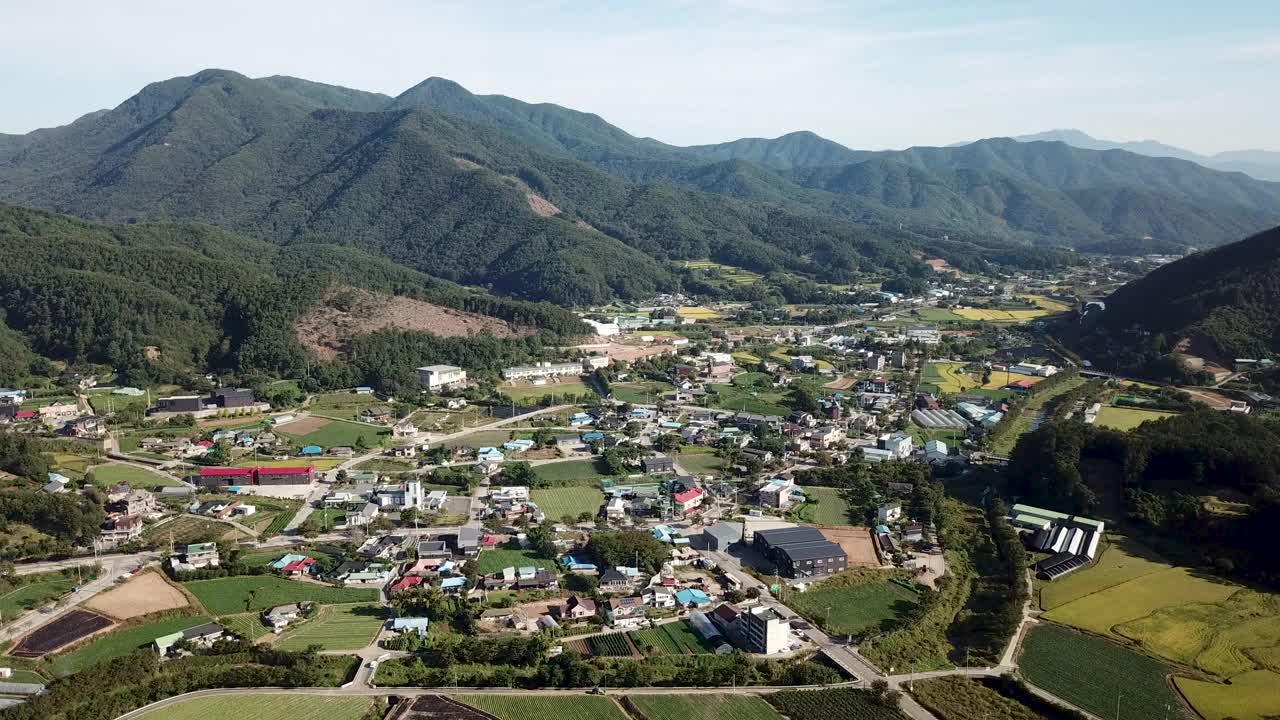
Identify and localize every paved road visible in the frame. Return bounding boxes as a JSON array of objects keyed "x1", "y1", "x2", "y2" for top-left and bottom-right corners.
[
  {"x1": 13, "y1": 551, "x2": 159, "y2": 576},
  {"x1": 1, "y1": 553, "x2": 157, "y2": 644}
]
